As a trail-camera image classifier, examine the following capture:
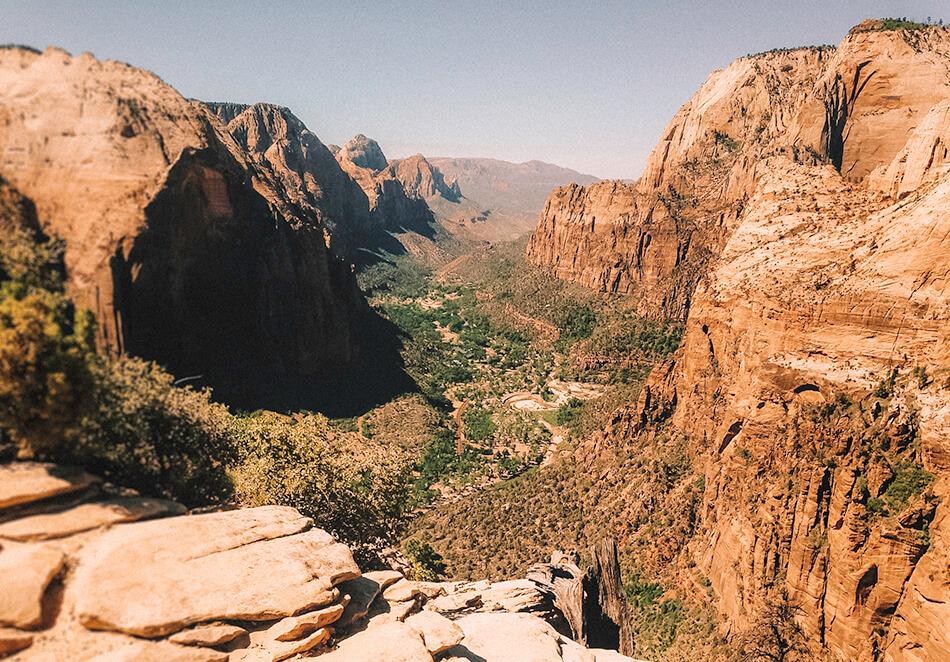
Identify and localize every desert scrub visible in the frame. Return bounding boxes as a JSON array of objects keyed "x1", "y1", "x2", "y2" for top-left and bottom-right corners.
[
  {"x1": 229, "y1": 410, "x2": 412, "y2": 560},
  {"x1": 882, "y1": 462, "x2": 934, "y2": 513},
  {"x1": 0, "y1": 229, "x2": 97, "y2": 455},
  {"x1": 77, "y1": 356, "x2": 235, "y2": 505}
]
